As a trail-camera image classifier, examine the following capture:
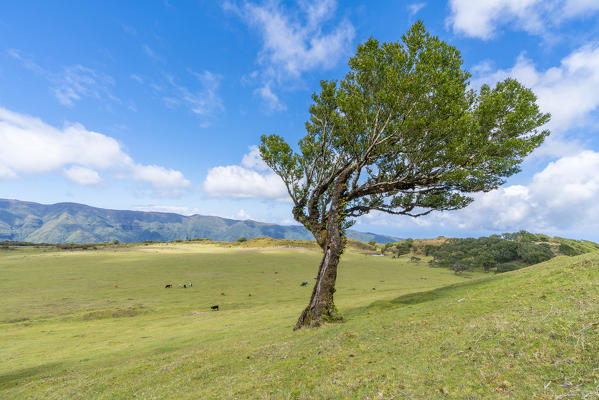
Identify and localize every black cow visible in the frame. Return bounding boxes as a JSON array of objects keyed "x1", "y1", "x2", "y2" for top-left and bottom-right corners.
[
  {"x1": 300, "y1": 281, "x2": 308, "y2": 286},
  {"x1": 183, "y1": 284, "x2": 187, "y2": 288},
  {"x1": 211, "y1": 305, "x2": 219, "y2": 311},
  {"x1": 165, "y1": 284, "x2": 172, "y2": 288}
]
